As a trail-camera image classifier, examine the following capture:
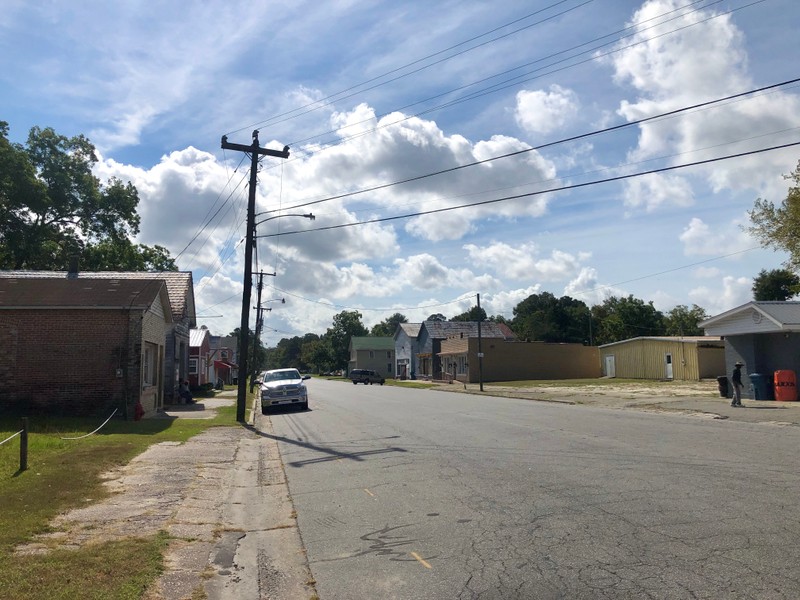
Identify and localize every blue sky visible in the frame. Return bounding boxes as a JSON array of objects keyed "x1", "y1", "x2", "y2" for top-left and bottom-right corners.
[{"x1": 2, "y1": 0, "x2": 800, "y2": 340}]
